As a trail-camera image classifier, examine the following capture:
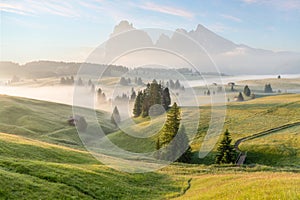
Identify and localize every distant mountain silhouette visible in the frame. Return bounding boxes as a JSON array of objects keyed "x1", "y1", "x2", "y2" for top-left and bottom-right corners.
[{"x1": 101, "y1": 20, "x2": 300, "y2": 74}]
